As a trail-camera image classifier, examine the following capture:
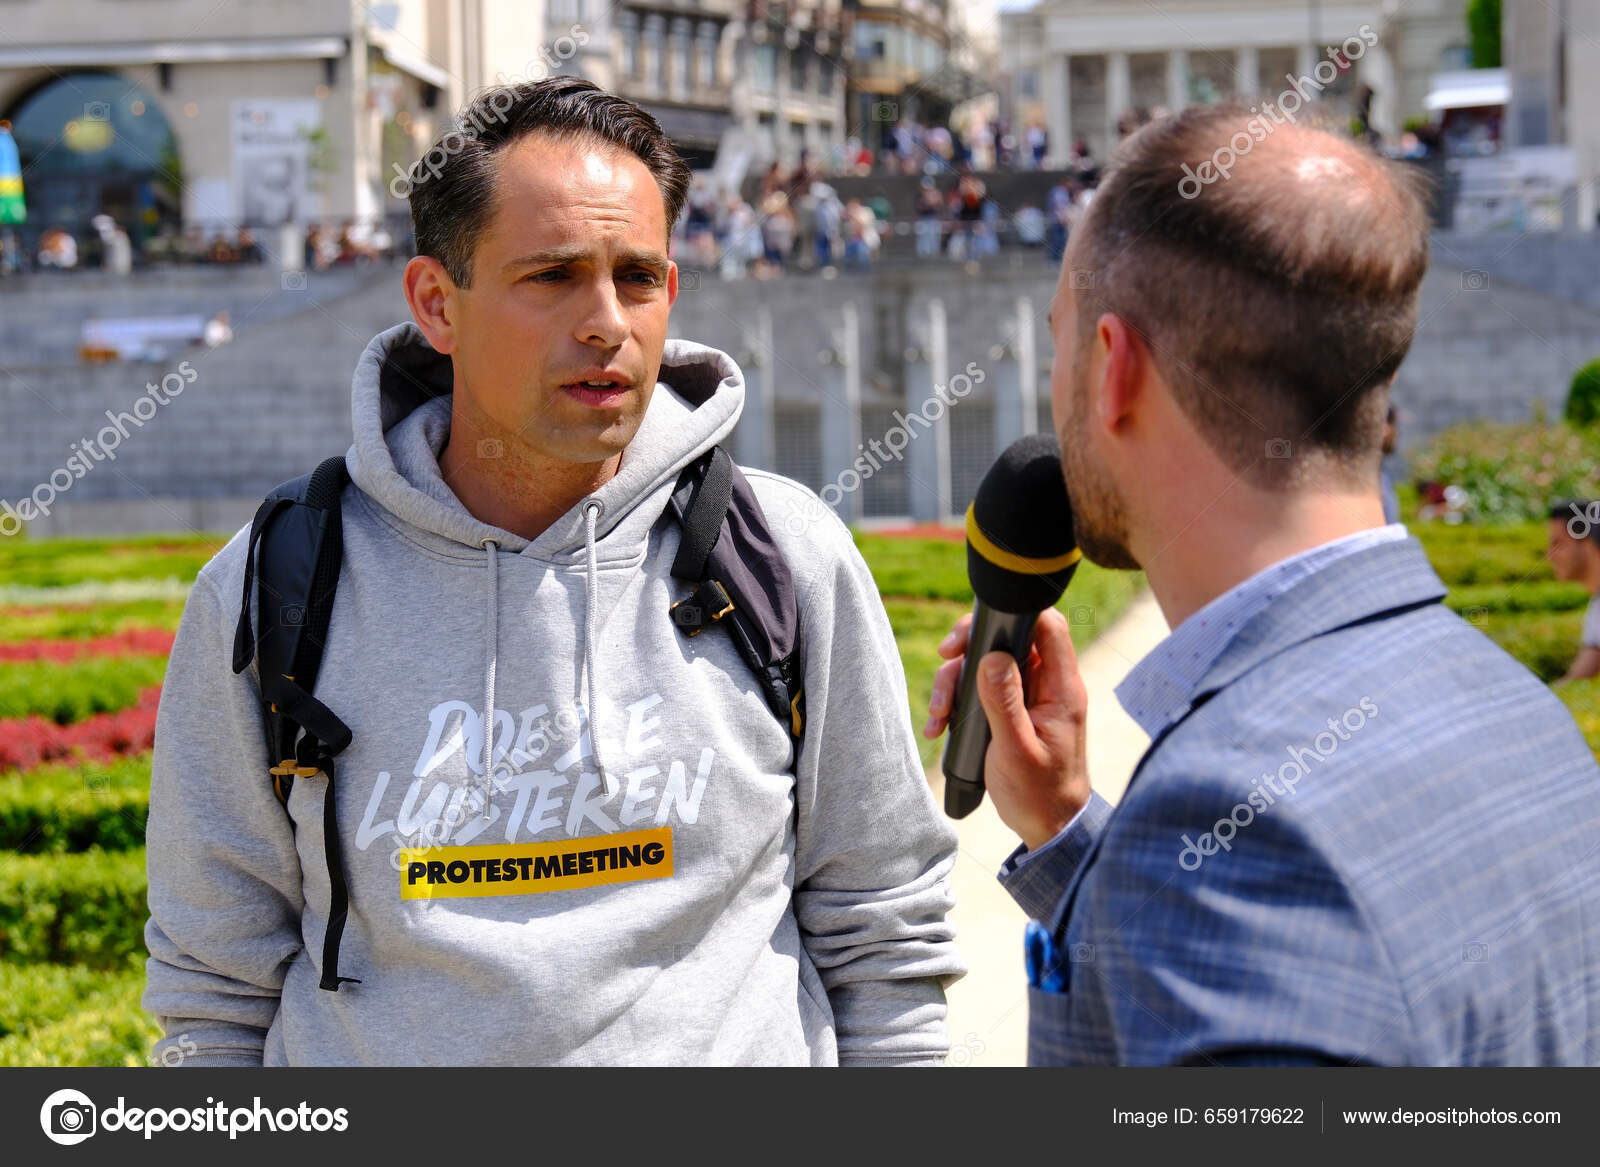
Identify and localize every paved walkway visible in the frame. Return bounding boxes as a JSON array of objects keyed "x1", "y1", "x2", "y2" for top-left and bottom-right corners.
[{"x1": 931, "y1": 589, "x2": 1169, "y2": 1067}]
